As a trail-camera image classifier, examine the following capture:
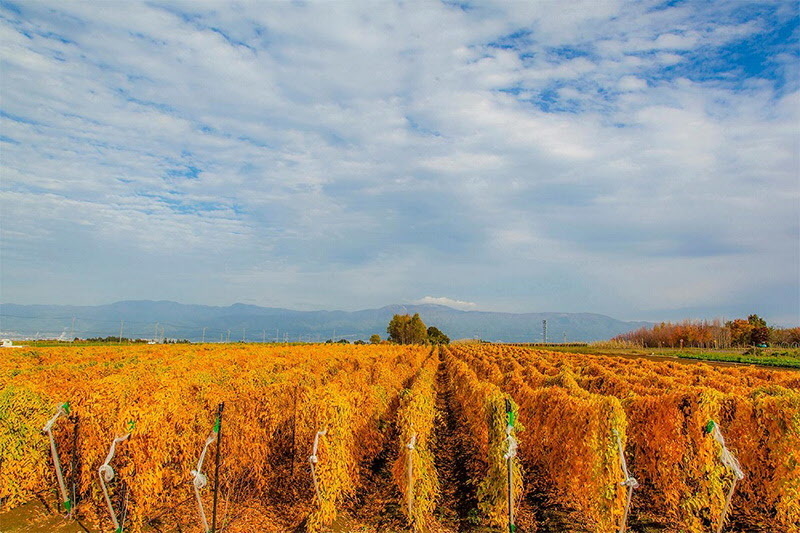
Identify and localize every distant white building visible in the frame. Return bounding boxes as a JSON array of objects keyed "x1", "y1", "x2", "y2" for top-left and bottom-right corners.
[{"x1": 2, "y1": 339, "x2": 25, "y2": 348}]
